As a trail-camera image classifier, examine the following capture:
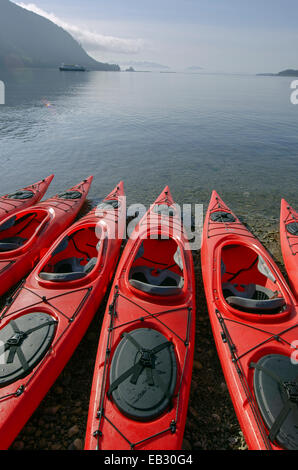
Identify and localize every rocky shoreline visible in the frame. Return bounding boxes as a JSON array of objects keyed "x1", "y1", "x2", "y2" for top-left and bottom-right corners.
[{"x1": 9, "y1": 215, "x2": 285, "y2": 451}]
